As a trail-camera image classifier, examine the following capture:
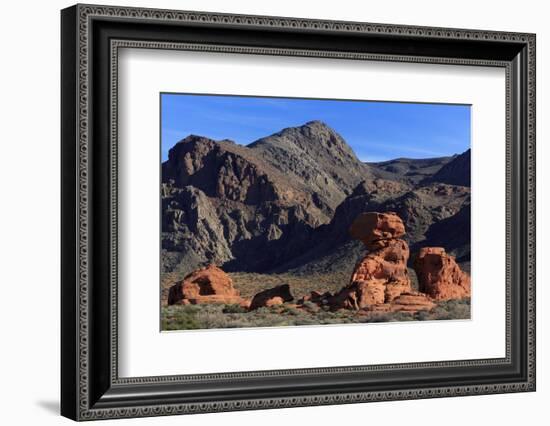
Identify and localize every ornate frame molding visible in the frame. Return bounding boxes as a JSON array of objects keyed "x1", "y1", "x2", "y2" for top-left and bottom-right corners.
[{"x1": 61, "y1": 4, "x2": 536, "y2": 421}]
